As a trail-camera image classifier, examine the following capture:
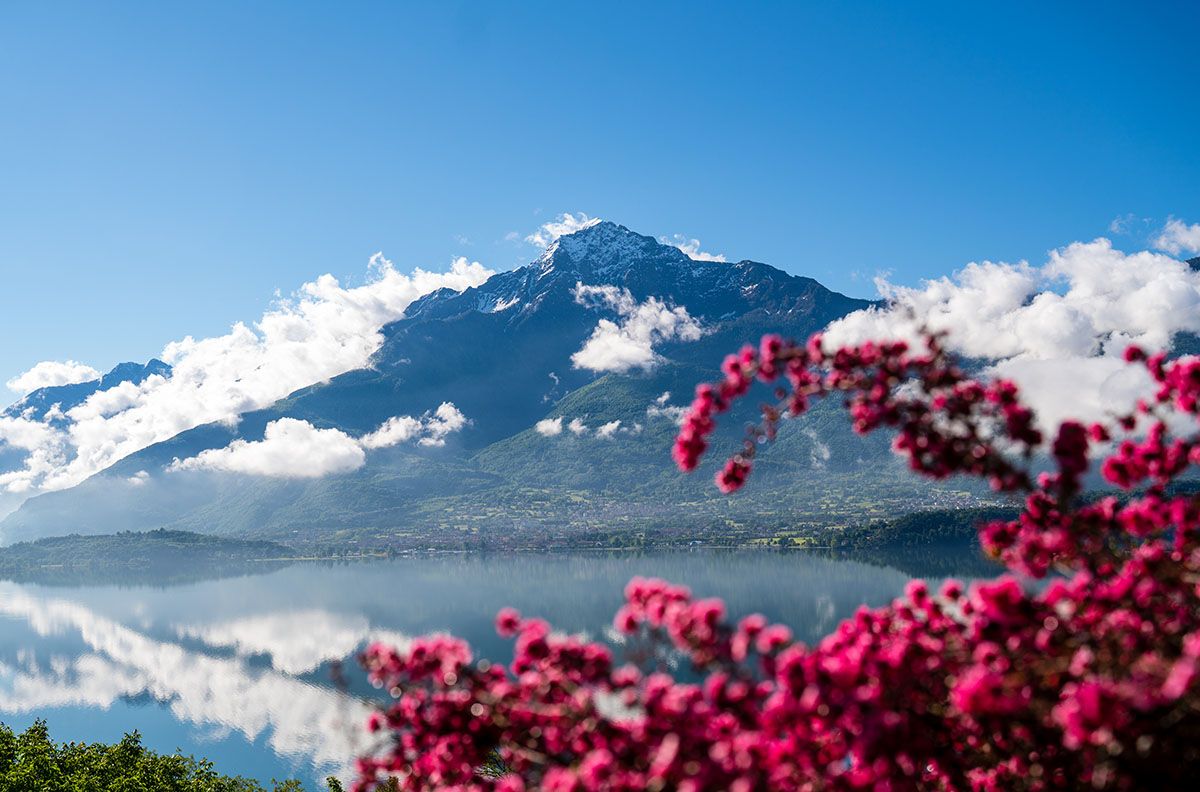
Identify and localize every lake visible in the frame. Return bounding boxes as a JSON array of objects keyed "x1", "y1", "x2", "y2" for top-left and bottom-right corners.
[{"x1": 0, "y1": 548, "x2": 991, "y2": 787}]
